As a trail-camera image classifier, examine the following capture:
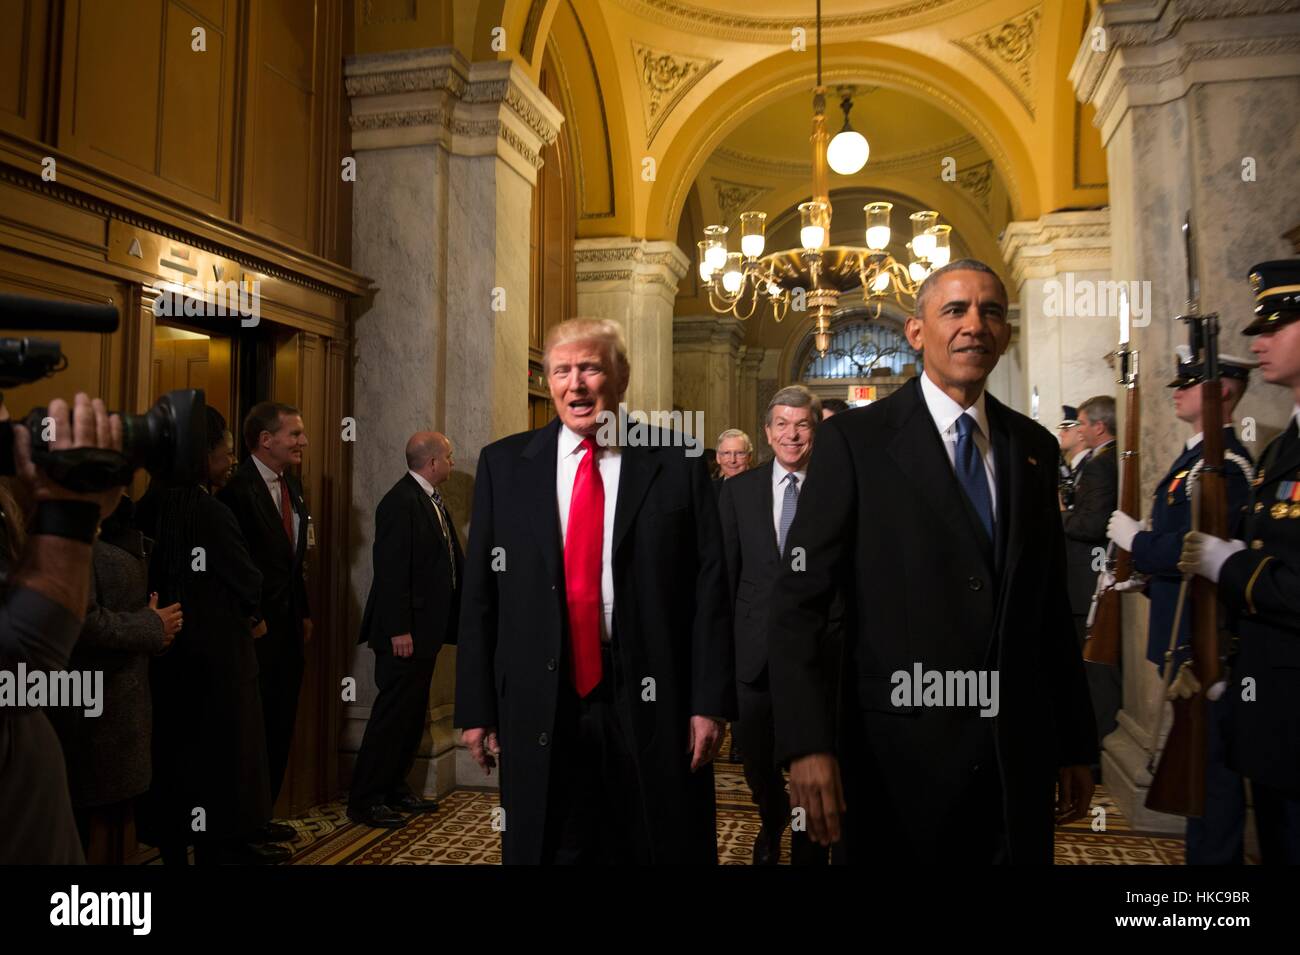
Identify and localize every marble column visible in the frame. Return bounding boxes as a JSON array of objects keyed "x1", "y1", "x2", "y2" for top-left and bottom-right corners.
[
  {"x1": 1072, "y1": 0, "x2": 1300, "y2": 831},
  {"x1": 737, "y1": 347, "x2": 766, "y2": 446},
  {"x1": 1000, "y1": 211, "x2": 1116, "y2": 421},
  {"x1": 575, "y1": 238, "x2": 690, "y2": 416},
  {"x1": 344, "y1": 48, "x2": 562, "y2": 796},
  {"x1": 671, "y1": 314, "x2": 745, "y2": 449}
]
